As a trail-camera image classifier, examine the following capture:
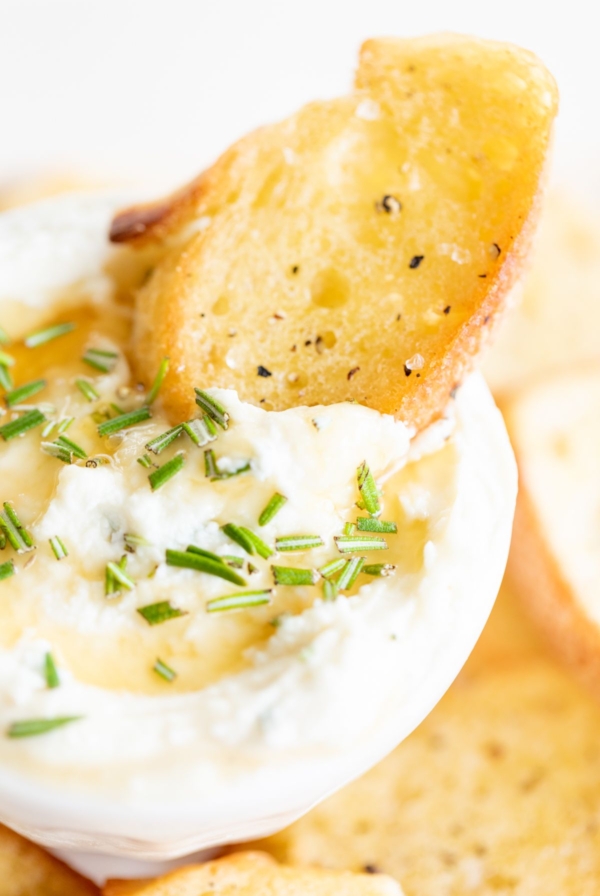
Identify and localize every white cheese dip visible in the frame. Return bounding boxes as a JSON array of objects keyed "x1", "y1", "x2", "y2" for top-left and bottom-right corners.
[{"x1": 0, "y1": 194, "x2": 517, "y2": 857}]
